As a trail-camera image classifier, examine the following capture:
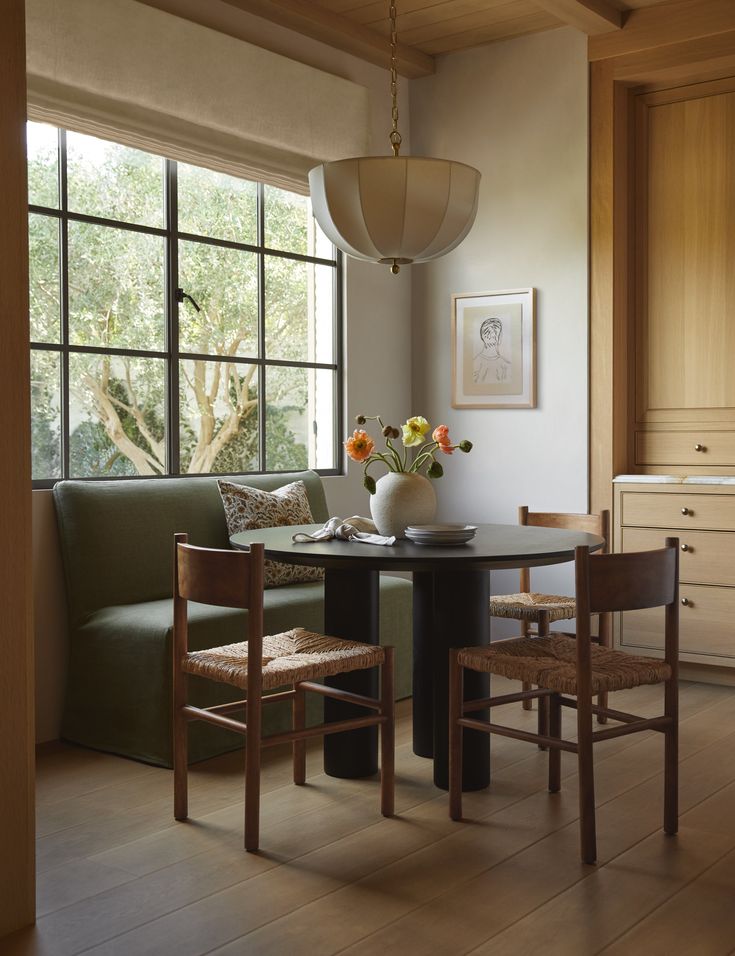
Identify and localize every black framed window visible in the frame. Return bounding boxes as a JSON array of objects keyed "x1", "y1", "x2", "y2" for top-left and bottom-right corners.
[{"x1": 27, "y1": 122, "x2": 343, "y2": 486}]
